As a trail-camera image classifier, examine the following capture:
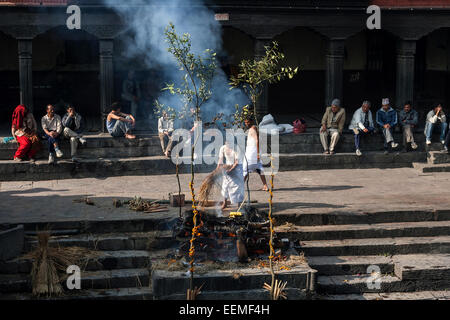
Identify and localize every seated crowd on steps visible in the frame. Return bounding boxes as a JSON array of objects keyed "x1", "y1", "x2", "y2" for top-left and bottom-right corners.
[
  {"x1": 321, "y1": 98, "x2": 450, "y2": 156},
  {"x1": 9, "y1": 98, "x2": 450, "y2": 164}
]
